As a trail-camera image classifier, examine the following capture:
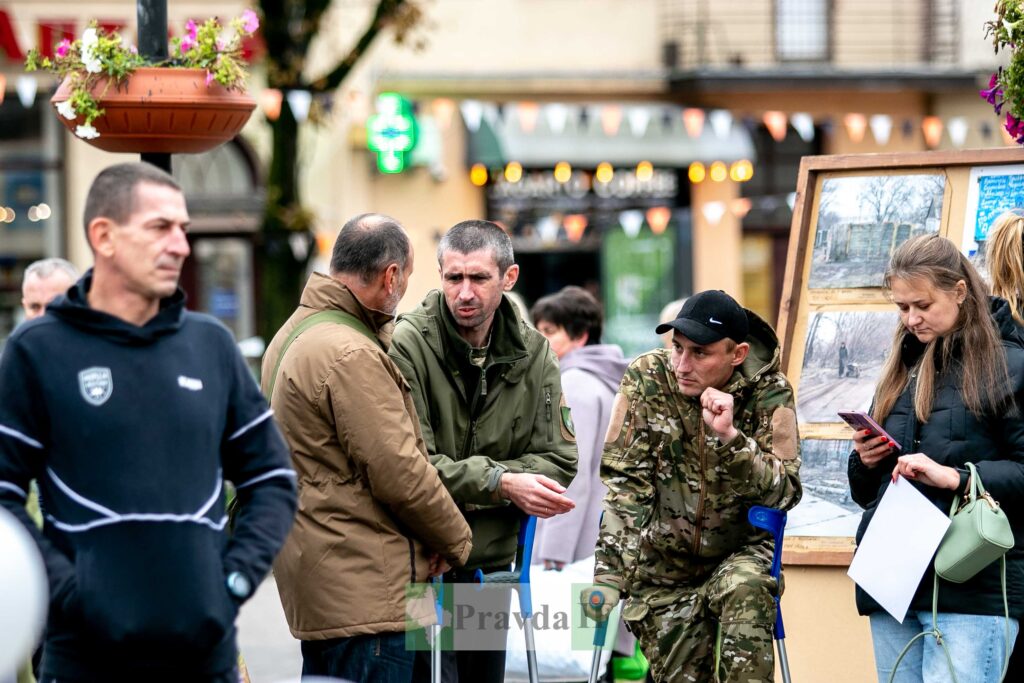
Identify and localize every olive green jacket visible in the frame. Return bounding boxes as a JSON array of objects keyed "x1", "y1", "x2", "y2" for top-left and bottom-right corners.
[{"x1": 390, "y1": 291, "x2": 578, "y2": 569}]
